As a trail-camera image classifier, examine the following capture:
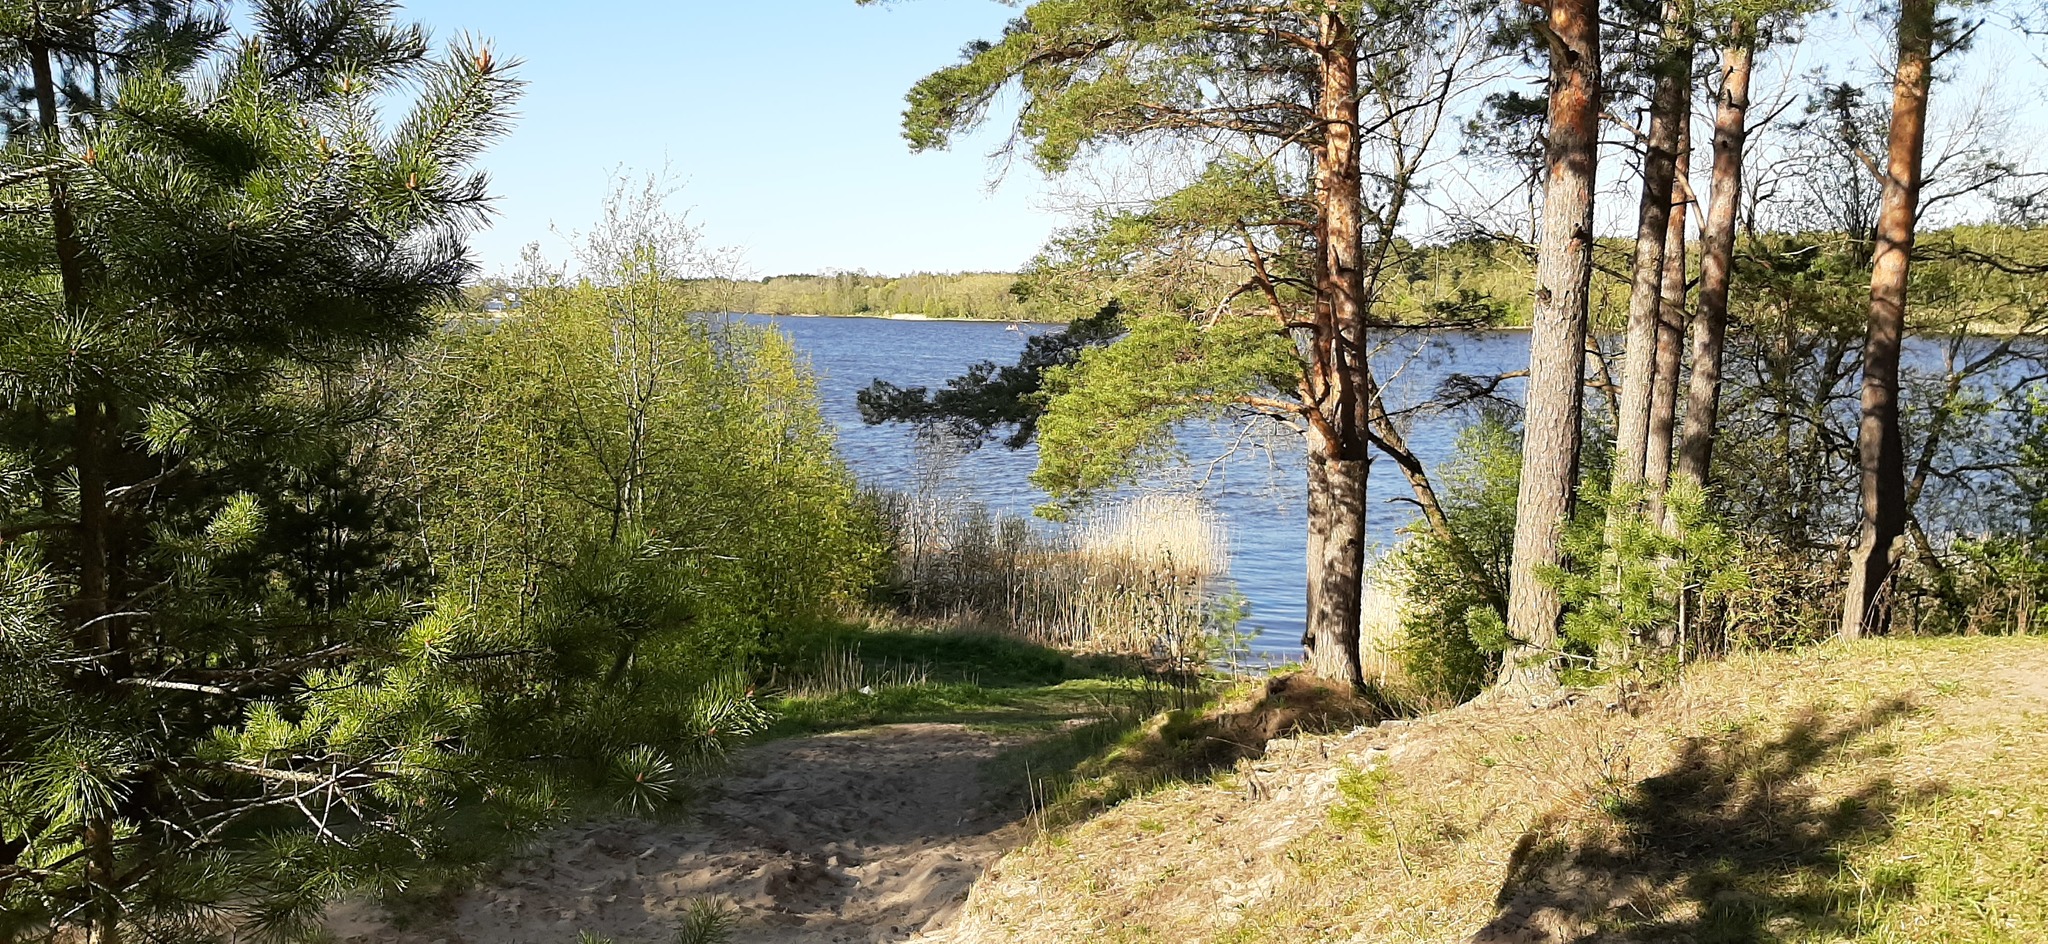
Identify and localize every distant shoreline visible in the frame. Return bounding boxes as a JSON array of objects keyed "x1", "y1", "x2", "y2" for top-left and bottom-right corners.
[
  {"x1": 738, "y1": 310, "x2": 1532, "y2": 331},
  {"x1": 732, "y1": 310, "x2": 1068, "y2": 325}
]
